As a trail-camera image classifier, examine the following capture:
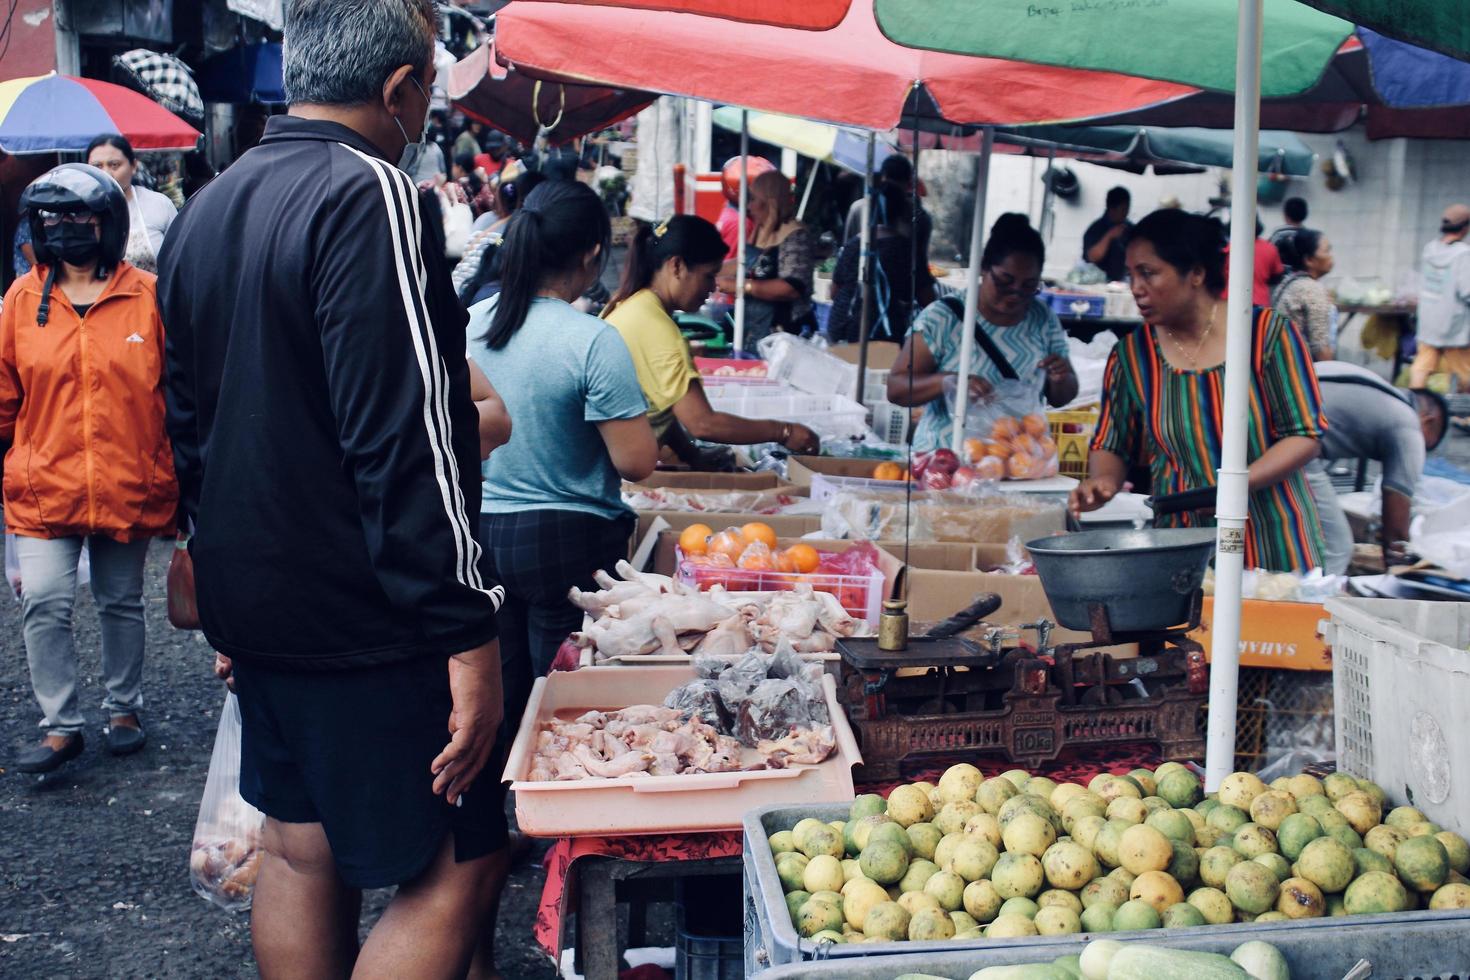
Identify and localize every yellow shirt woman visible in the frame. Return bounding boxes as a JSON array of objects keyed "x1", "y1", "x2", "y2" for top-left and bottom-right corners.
[{"x1": 603, "y1": 287, "x2": 699, "y2": 415}]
